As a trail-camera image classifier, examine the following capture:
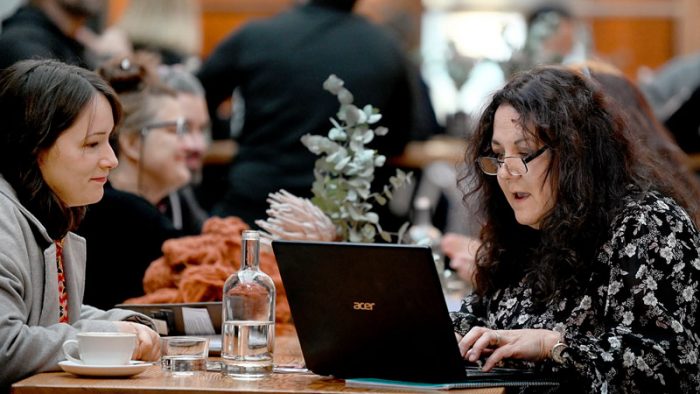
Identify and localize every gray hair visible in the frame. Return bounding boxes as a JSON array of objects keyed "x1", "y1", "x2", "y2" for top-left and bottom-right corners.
[{"x1": 159, "y1": 65, "x2": 205, "y2": 96}]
